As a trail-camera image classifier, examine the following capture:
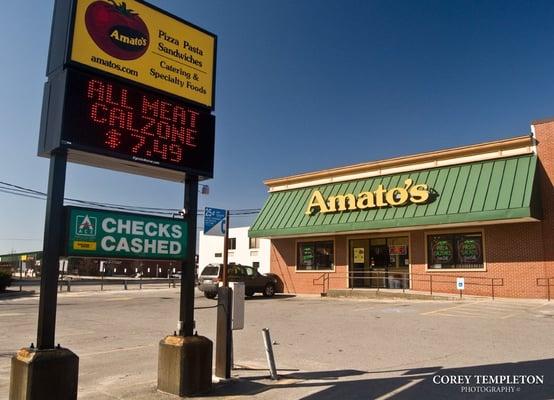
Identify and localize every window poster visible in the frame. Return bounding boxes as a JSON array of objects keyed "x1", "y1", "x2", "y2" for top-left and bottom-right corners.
[
  {"x1": 353, "y1": 248, "x2": 365, "y2": 263},
  {"x1": 431, "y1": 238, "x2": 453, "y2": 264},
  {"x1": 389, "y1": 245, "x2": 407, "y2": 256},
  {"x1": 457, "y1": 237, "x2": 482, "y2": 263},
  {"x1": 302, "y1": 246, "x2": 314, "y2": 267}
]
